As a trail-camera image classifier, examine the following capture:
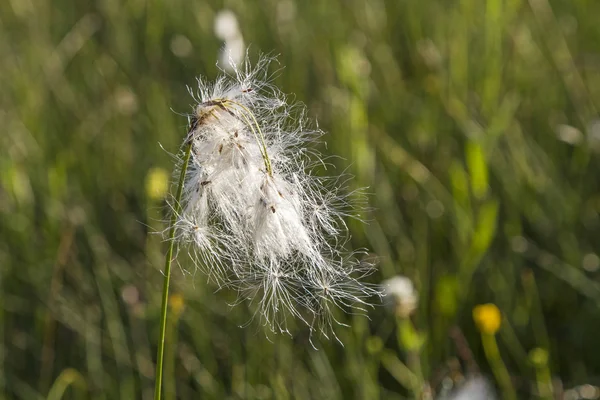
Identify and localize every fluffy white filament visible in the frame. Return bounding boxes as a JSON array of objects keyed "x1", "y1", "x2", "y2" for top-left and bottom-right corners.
[{"x1": 172, "y1": 55, "x2": 379, "y2": 340}]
